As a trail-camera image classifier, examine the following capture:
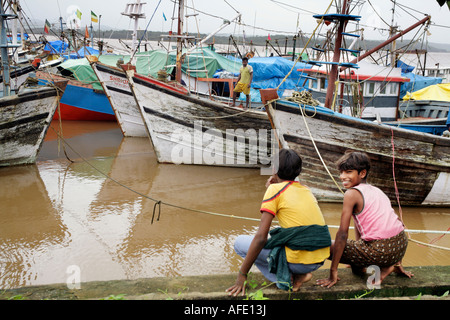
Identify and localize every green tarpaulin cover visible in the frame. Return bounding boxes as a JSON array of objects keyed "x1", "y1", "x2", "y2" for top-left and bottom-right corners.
[{"x1": 58, "y1": 48, "x2": 242, "y2": 91}]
